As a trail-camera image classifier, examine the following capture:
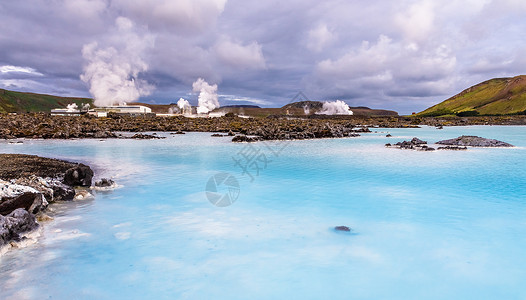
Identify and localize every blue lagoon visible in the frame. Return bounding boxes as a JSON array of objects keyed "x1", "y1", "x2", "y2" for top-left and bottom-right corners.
[{"x1": 1, "y1": 126, "x2": 526, "y2": 299}]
